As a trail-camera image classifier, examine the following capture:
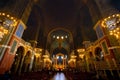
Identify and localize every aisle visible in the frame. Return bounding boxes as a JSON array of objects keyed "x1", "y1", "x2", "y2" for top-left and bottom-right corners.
[
  {"x1": 10, "y1": 70, "x2": 97, "y2": 80},
  {"x1": 51, "y1": 72, "x2": 67, "y2": 80}
]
